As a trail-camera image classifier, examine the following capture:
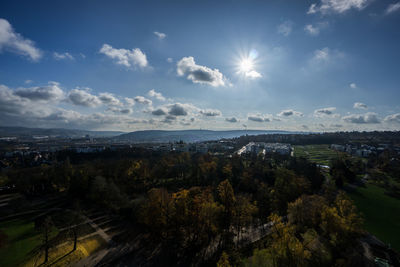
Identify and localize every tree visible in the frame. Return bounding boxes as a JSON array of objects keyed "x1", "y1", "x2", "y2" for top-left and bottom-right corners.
[
  {"x1": 36, "y1": 216, "x2": 54, "y2": 263},
  {"x1": 217, "y1": 251, "x2": 231, "y2": 267},
  {"x1": 262, "y1": 214, "x2": 312, "y2": 266},
  {"x1": 67, "y1": 202, "x2": 84, "y2": 251},
  {"x1": 233, "y1": 195, "x2": 258, "y2": 247}
]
